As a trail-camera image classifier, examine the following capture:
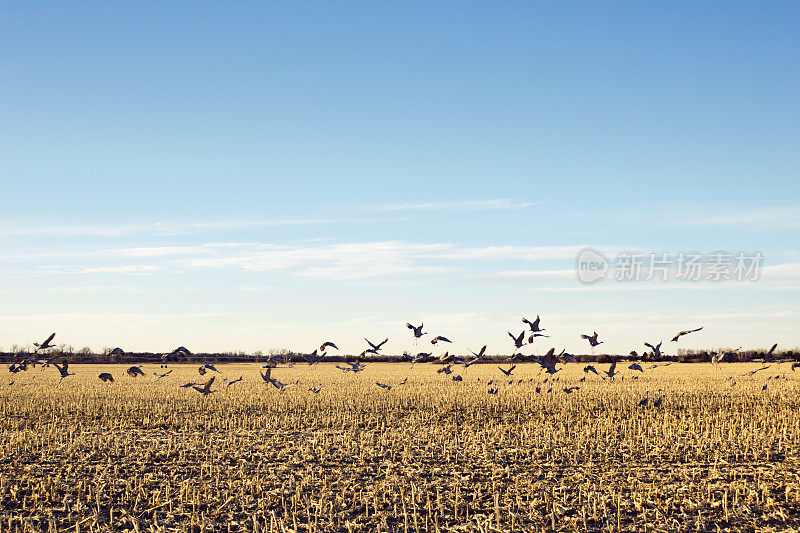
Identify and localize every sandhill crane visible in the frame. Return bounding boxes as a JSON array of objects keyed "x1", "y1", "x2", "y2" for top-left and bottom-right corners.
[
  {"x1": 154, "y1": 370, "x2": 173, "y2": 379},
  {"x1": 406, "y1": 322, "x2": 426, "y2": 339},
  {"x1": 34, "y1": 333, "x2": 56, "y2": 352},
  {"x1": 541, "y1": 360, "x2": 560, "y2": 375},
  {"x1": 98, "y1": 373, "x2": 114, "y2": 382},
  {"x1": 52, "y1": 362, "x2": 74, "y2": 381},
  {"x1": 584, "y1": 365, "x2": 599, "y2": 376},
  {"x1": 653, "y1": 395, "x2": 663, "y2": 408},
  {"x1": 439, "y1": 352, "x2": 454, "y2": 363},
  {"x1": 581, "y1": 332, "x2": 603, "y2": 347},
  {"x1": 301, "y1": 350, "x2": 324, "y2": 365},
  {"x1": 671, "y1": 327, "x2": 703, "y2": 342},
  {"x1": 499, "y1": 365, "x2": 516, "y2": 377},
  {"x1": 644, "y1": 341, "x2": 662, "y2": 357},
  {"x1": 223, "y1": 376, "x2": 243, "y2": 387},
  {"x1": 603, "y1": 362, "x2": 619, "y2": 380},
  {"x1": 375, "y1": 382, "x2": 393, "y2": 390},
  {"x1": 198, "y1": 366, "x2": 207, "y2": 376},
  {"x1": 452, "y1": 375, "x2": 463, "y2": 382},
  {"x1": 202, "y1": 364, "x2": 220, "y2": 373},
  {"x1": 127, "y1": 365, "x2": 145, "y2": 378},
  {"x1": 767, "y1": 343, "x2": 778, "y2": 356},
  {"x1": 431, "y1": 336, "x2": 452, "y2": 345},
  {"x1": 469, "y1": 346, "x2": 487, "y2": 358},
  {"x1": 460, "y1": 346, "x2": 486, "y2": 366},
  {"x1": 365, "y1": 338, "x2": 388, "y2": 352},
  {"x1": 522, "y1": 315, "x2": 545, "y2": 332},
  {"x1": 563, "y1": 386, "x2": 579, "y2": 393},
  {"x1": 260, "y1": 367, "x2": 272, "y2": 382},
  {"x1": 712, "y1": 352, "x2": 726, "y2": 364},
  {"x1": 743, "y1": 365, "x2": 770, "y2": 377},
  {"x1": 558, "y1": 350, "x2": 577, "y2": 363},
  {"x1": 309, "y1": 386, "x2": 322, "y2": 393},
  {"x1": 109, "y1": 347, "x2": 125, "y2": 356},
  {"x1": 649, "y1": 362, "x2": 671, "y2": 369},
  {"x1": 336, "y1": 361, "x2": 367, "y2": 373},
  {"x1": 269, "y1": 378, "x2": 296, "y2": 391},
  {"x1": 319, "y1": 341, "x2": 338, "y2": 352},
  {"x1": 527, "y1": 333, "x2": 550, "y2": 343},
  {"x1": 639, "y1": 392, "x2": 649, "y2": 407},
  {"x1": 179, "y1": 382, "x2": 199, "y2": 388},
  {"x1": 437, "y1": 365, "x2": 453, "y2": 375},
  {"x1": 172, "y1": 346, "x2": 191, "y2": 355},
  {"x1": 508, "y1": 331, "x2": 526, "y2": 349},
  {"x1": 628, "y1": 363, "x2": 644, "y2": 373},
  {"x1": 192, "y1": 377, "x2": 216, "y2": 396},
  {"x1": 488, "y1": 387, "x2": 499, "y2": 394},
  {"x1": 792, "y1": 362, "x2": 800, "y2": 372},
  {"x1": 762, "y1": 382, "x2": 768, "y2": 391}
]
